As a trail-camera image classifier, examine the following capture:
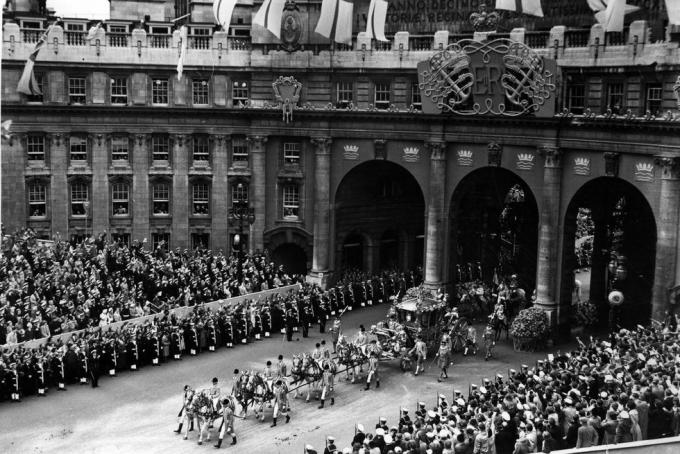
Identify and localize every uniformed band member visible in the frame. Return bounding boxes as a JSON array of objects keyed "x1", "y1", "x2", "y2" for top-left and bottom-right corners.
[
  {"x1": 318, "y1": 363, "x2": 334, "y2": 409},
  {"x1": 409, "y1": 335, "x2": 427, "y2": 376},
  {"x1": 270, "y1": 379, "x2": 290, "y2": 427},
  {"x1": 214, "y1": 396, "x2": 237, "y2": 448}
]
